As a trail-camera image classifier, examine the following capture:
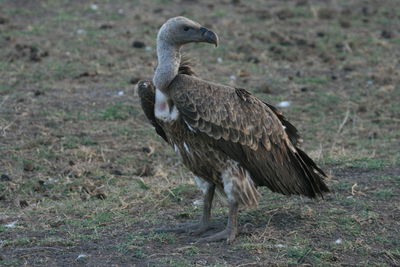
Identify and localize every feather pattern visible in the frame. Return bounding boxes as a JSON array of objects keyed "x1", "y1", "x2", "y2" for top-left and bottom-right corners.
[{"x1": 138, "y1": 59, "x2": 329, "y2": 202}]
